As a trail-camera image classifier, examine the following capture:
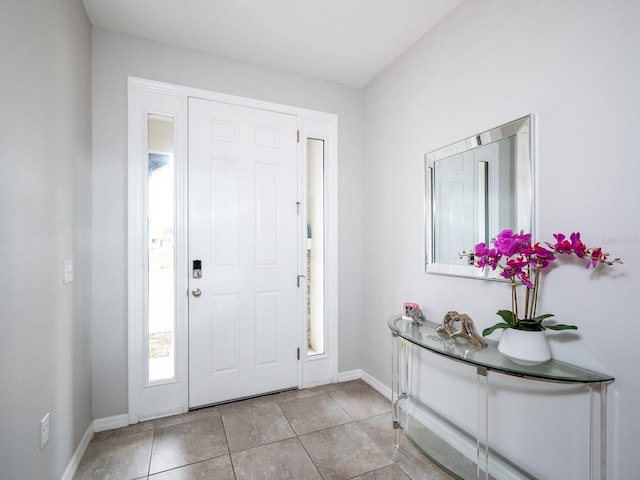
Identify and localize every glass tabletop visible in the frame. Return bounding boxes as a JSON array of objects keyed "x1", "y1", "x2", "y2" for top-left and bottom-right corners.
[{"x1": 388, "y1": 315, "x2": 614, "y2": 384}]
